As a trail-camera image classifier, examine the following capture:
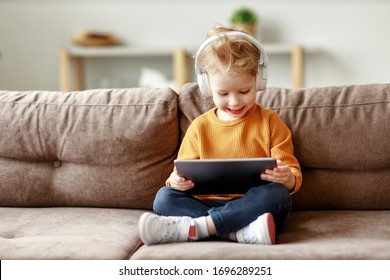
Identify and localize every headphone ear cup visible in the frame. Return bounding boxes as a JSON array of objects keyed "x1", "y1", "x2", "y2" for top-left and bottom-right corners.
[
  {"x1": 256, "y1": 66, "x2": 262, "y2": 91},
  {"x1": 197, "y1": 72, "x2": 212, "y2": 97},
  {"x1": 256, "y1": 62, "x2": 267, "y2": 91}
]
